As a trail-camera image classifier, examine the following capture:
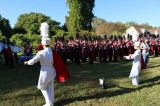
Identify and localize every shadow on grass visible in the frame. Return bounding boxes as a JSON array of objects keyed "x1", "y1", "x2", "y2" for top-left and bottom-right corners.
[
  {"x1": 67, "y1": 61, "x2": 131, "y2": 79},
  {"x1": 147, "y1": 64, "x2": 160, "y2": 68},
  {"x1": 0, "y1": 63, "x2": 40, "y2": 95},
  {"x1": 55, "y1": 76, "x2": 160, "y2": 106},
  {"x1": 0, "y1": 60, "x2": 131, "y2": 99},
  {"x1": 149, "y1": 56, "x2": 157, "y2": 58},
  {"x1": 0, "y1": 92, "x2": 41, "y2": 101},
  {"x1": 140, "y1": 76, "x2": 160, "y2": 84}
]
